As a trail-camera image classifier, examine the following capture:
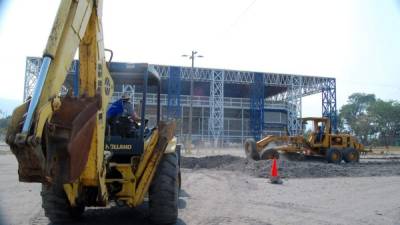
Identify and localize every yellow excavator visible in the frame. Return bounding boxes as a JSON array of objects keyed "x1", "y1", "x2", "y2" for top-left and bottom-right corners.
[
  {"x1": 6, "y1": 1, "x2": 179, "y2": 224},
  {"x1": 245, "y1": 117, "x2": 365, "y2": 163}
]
